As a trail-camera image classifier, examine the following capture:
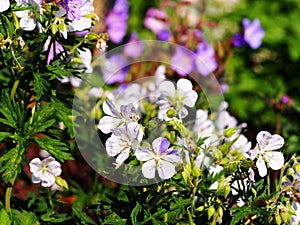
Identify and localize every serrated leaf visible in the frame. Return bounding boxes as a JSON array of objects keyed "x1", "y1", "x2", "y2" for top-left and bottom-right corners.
[
  {"x1": 0, "y1": 143, "x2": 25, "y2": 182},
  {"x1": 33, "y1": 73, "x2": 50, "y2": 101},
  {"x1": 11, "y1": 209, "x2": 38, "y2": 225},
  {"x1": 32, "y1": 136, "x2": 73, "y2": 162},
  {"x1": 72, "y1": 206, "x2": 97, "y2": 225},
  {"x1": 0, "y1": 209, "x2": 12, "y2": 225}
]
